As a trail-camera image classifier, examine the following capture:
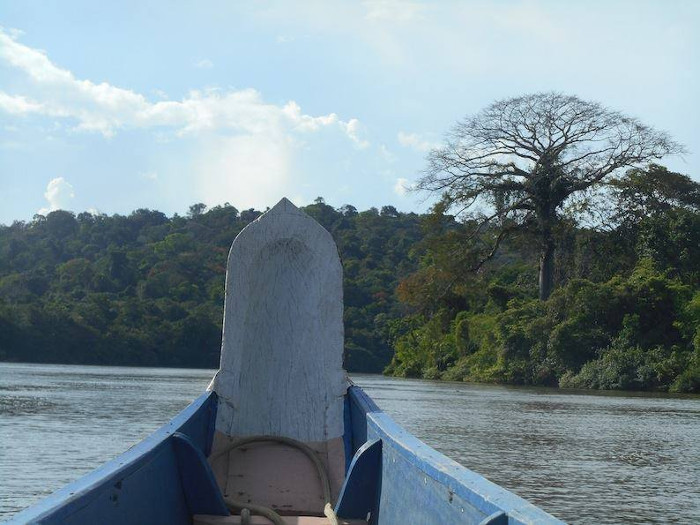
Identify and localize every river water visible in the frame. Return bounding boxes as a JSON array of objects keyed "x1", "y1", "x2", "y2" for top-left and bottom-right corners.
[{"x1": 0, "y1": 363, "x2": 698, "y2": 524}]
